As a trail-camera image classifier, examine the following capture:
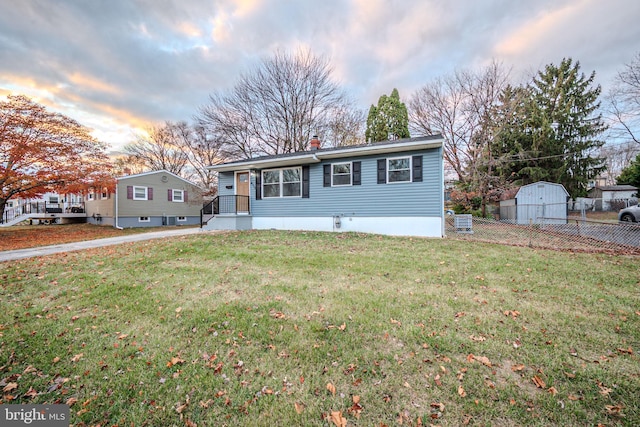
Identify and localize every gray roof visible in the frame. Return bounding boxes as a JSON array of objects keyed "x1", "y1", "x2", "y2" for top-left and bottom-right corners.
[
  {"x1": 208, "y1": 135, "x2": 444, "y2": 172},
  {"x1": 593, "y1": 185, "x2": 638, "y2": 191}
]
